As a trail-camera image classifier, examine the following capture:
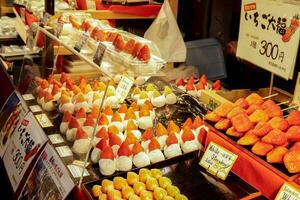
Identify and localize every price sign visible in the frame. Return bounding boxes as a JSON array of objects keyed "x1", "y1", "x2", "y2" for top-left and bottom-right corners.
[
  {"x1": 115, "y1": 76, "x2": 134, "y2": 103},
  {"x1": 67, "y1": 164, "x2": 89, "y2": 178},
  {"x1": 40, "y1": 12, "x2": 51, "y2": 26},
  {"x1": 3, "y1": 112, "x2": 47, "y2": 192},
  {"x1": 74, "y1": 32, "x2": 89, "y2": 52},
  {"x1": 199, "y1": 142, "x2": 238, "y2": 180},
  {"x1": 27, "y1": 23, "x2": 39, "y2": 50},
  {"x1": 19, "y1": 143, "x2": 75, "y2": 200},
  {"x1": 293, "y1": 73, "x2": 300, "y2": 111},
  {"x1": 93, "y1": 42, "x2": 106, "y2": 66},
  {"x1": 56, "y1": 21, "x2": 64, "y2": 37},
  {"x1": 236, "y1": 0, "x2": 300, "y2": 80},
  {"x1": 22, "y1": 94, "x2": 35, "y2": 101},
  {"x1": 29, "y1": 105, "x2": 42, "y2": 113},
  {"x1": 35, "y1": 114, "x2": 53, "y2": 128},
  {"x1": 48, "y1": 134, "x2": 64, "y2": 145},
  {"x1": 275, "y1": 182, "x2": 300, "y2": 200}
]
